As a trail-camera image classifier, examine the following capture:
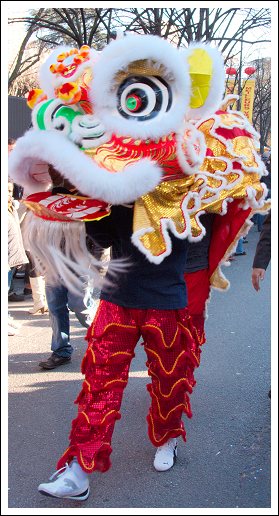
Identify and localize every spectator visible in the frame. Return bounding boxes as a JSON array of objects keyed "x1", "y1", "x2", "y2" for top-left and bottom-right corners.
[
  {"x1": 255, "y1": 154, "x2": 271, "y2": 232},
  {"x1": 19, "y1": 204, "x2": 49, "y2": 315},
  {"x1": 261, "y1": 149, "x2": 271, "y2": 162},
  {"x1": 25, "y1": 251, "x2": 48, "y2": 314},
  {"x1": 8, "y1": 139, "x2": 27, "y2": 301},
  {"x1": 8, "y1": 181, "x2": 29, "y2": 335},
  {"x1": 9, "y1": 138, "x2": 24, "y2": 201},
  {"x1": 251, "y1": 211, "x2": 271, "y2": 398},
  {"x1": 31, "y1": 165, "x2": 102, "y2": 368},
  {"x1": 38, "y1": 281, "x2": 95, "y2": 369},
  {"x1": 8, "y1": 137, "x2": 15, "y2": 153},
  {"x1": 264, "y1": 154, "x2": 271, "y2": 198},
  {"x1": 234, "y1": 237, "x2": 246, "y2": 256},
  {"x1": 10, "y1": 152, "x2": 51, "y2": 311},
  {"x1": 252, "y1": 211, "x2": 271, "y2": 292},
  {"x1": 37, "y1": 219, "x2": 104, "y2": 368}
]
